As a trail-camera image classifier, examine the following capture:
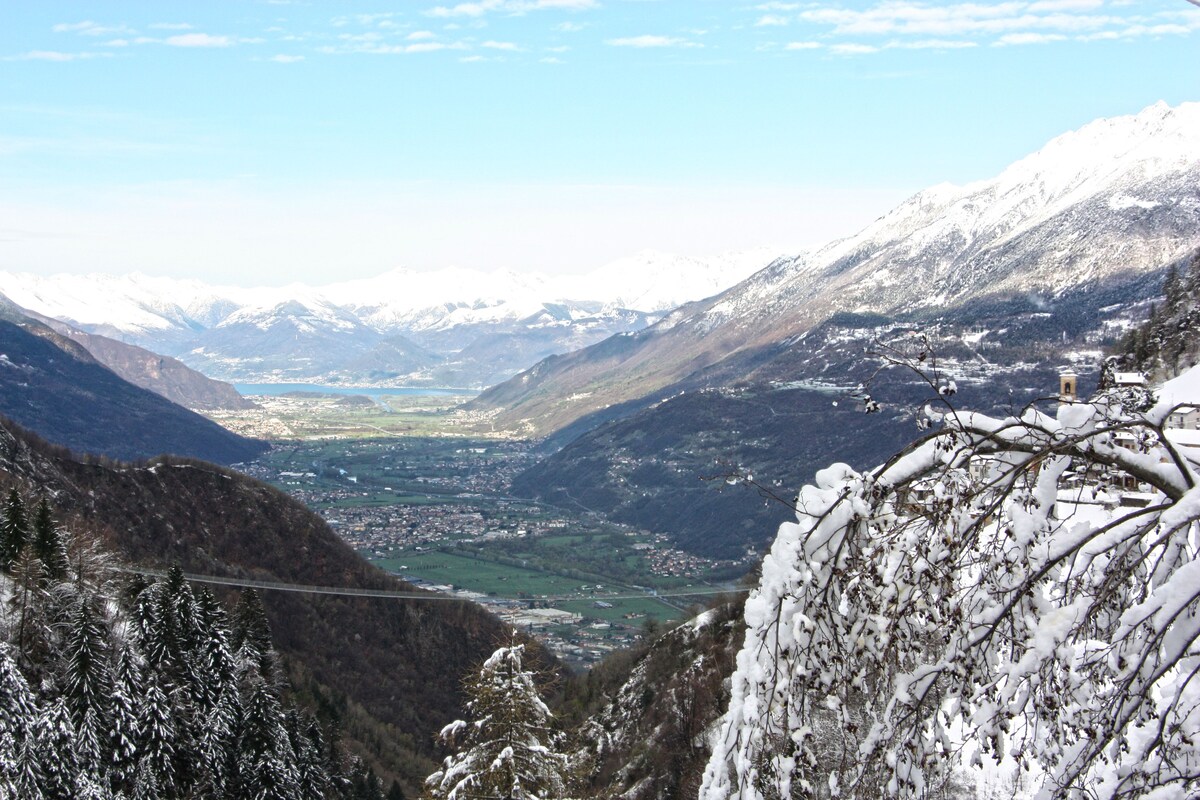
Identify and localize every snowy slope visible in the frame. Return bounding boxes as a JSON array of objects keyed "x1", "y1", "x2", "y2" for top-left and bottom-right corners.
[{"x1": 474, "y1": 101, "x2": 1200, "y2": 432}]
